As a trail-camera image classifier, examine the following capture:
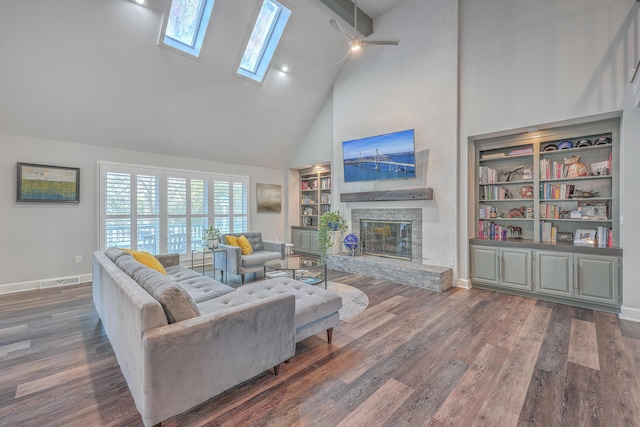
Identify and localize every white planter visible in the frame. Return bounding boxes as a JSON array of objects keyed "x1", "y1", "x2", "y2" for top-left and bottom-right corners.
[
  {"x1": 207, "y1": 239, "x2": 219, "y2": 249},
  {"x1": 327, "y1": 231, "x2": 342, "y2": 255}
]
